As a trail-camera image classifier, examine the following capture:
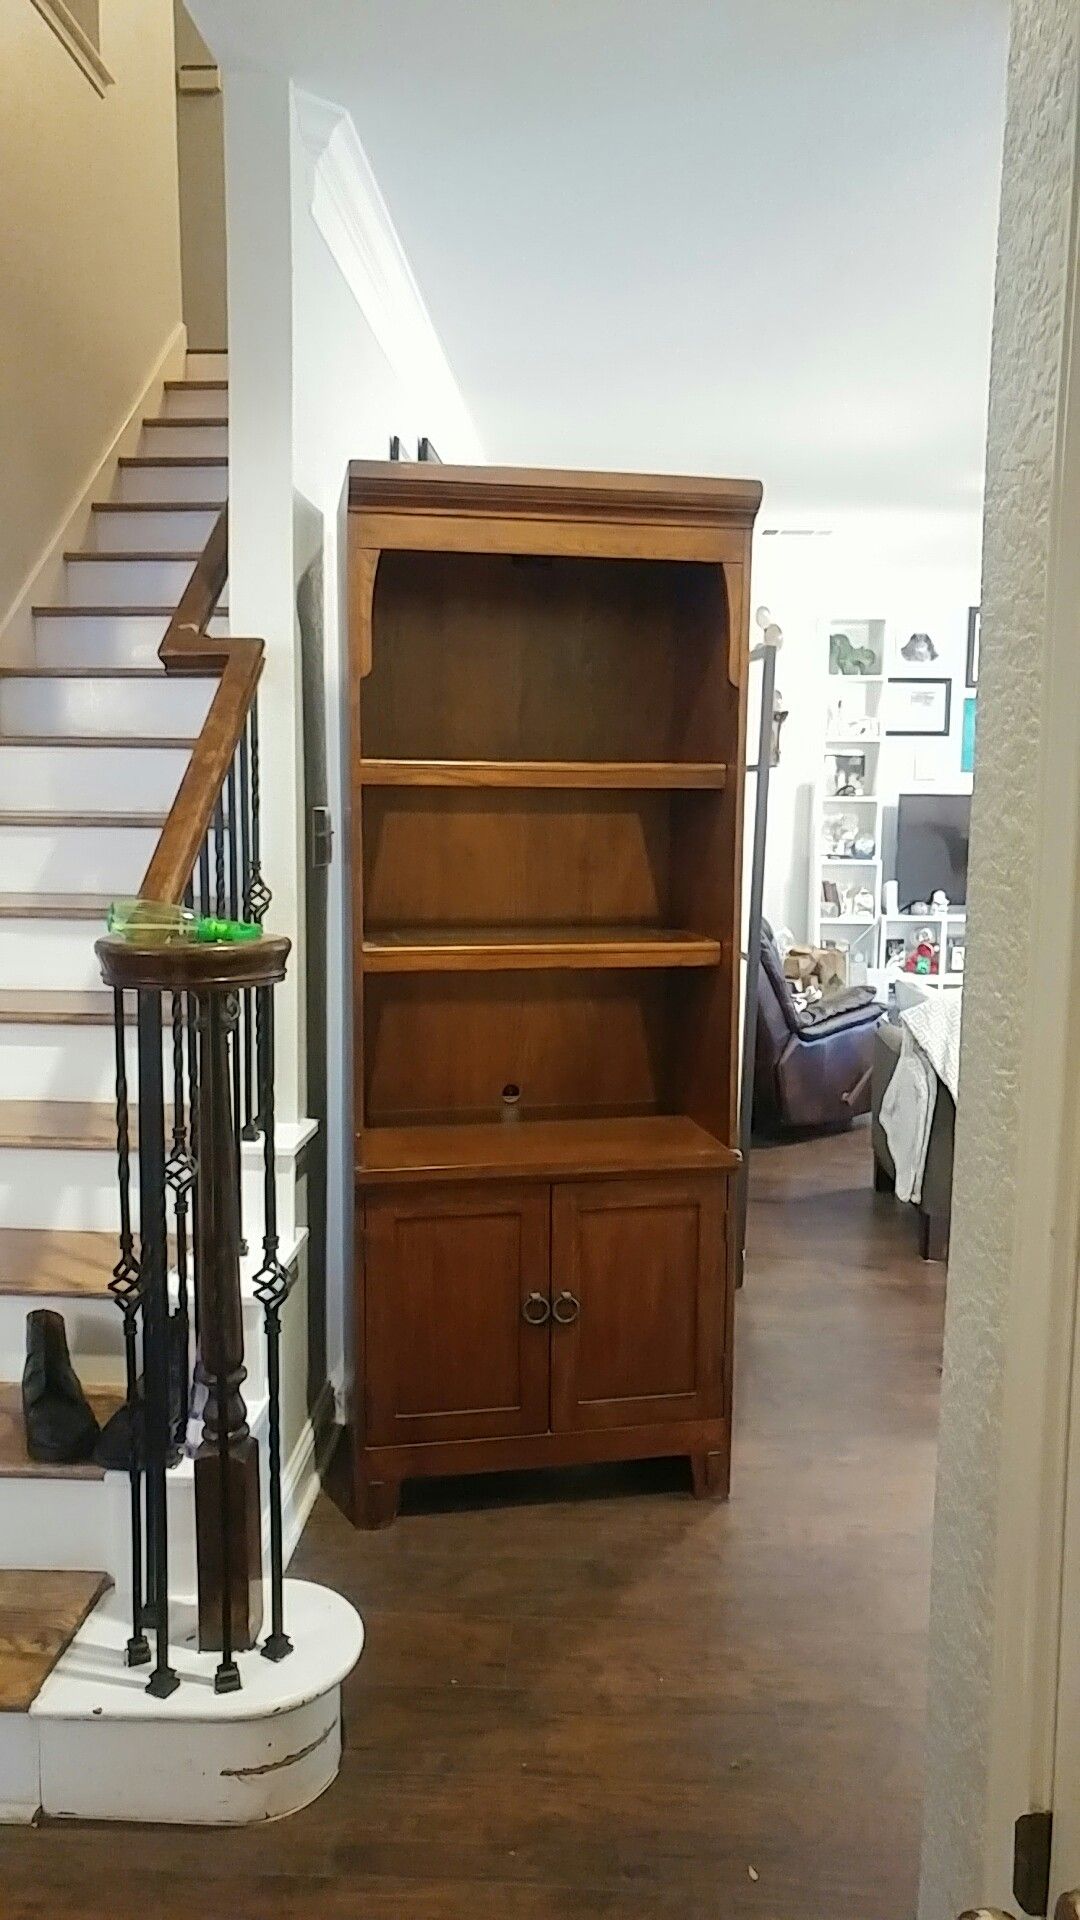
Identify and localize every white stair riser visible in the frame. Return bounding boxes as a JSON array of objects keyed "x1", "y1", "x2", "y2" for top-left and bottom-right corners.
[
  {"x1": 0, "y1": 921, "x2": 102, "y2": 991},
  {"x1": 140, "y1": 423, "x2": 228, "y2": 459},
  {"x1": 0, "y1": 746, "x2": 189, "y2": 812},
  {"x1": 88, "y1": 508, "x2": 219, "y2": 554},
  {"x1": 161, "y1": 387, "x2": 229, "y2": 421},
  {"x1": 116, "y1": 463, "x2": 227, "y2": 505},
  {"x1": 0, "y1": 675, "x2": 213, "y2": 736},
  {"x1": 0, "y1": 1147, "x2": 297, "y2": 1245},
  {"x1": 0, "y1": 824, "x2": 159, "y2": 892},
  {"x1": 0, "y1": 1292, "x2": 267, "y2": 1400},
  {"x1": 185, "y1": 352, "x2": 228, "y2": 380},
  {"x1": 0, "y1": 1476, "x2": 111, "y2": 1573},
  {"x1": 0, "y1": 1021, "x2": 158, "y2": 1103},
  {"x1": 63, "y1": 555, "x2": 198, "y2": 606},
  {"x1": 33, "y1": 612, "x2": 229, "y2": 670}
]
